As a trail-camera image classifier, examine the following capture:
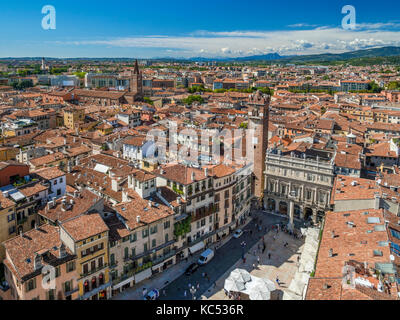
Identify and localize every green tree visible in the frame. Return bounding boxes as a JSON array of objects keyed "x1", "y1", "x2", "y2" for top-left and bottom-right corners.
[
  {"x1": 182, "y1": 95, "x2": 204, "y2": 105},
  {"x1": 143, "y1": 97, "x2": 154, "y2": 105}
]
